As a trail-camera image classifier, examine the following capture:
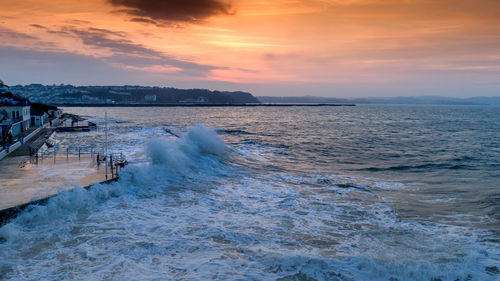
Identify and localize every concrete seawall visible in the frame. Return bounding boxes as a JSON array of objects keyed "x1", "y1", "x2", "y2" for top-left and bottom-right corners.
[
  {"x1": 0, "y1": 178, "x2": 118, "y2": 227},
  {"x1": 0, "y1": 153, "x2": 119, "y2": 227}
]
